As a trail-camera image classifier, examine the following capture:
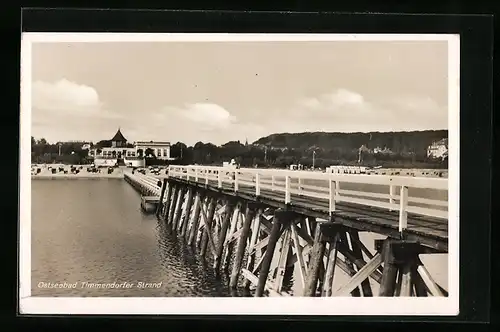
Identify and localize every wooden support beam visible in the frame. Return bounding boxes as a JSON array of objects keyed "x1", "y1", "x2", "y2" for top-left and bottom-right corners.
[
  {"x1": 230, "y1": 203, "x2": 257, "y2": 289},
  {"x1": 180, "y1": 188, "x2": 194, "y2": 238},
  {"x1": 339, "y1": 231, "x2": 361, "y2": 297},
  {"x1": 243, "y1": 209, "x2": 263, "y2": 289},
  {"x1": 249, "y1": 225, "x2": 287, "y2": 256},
  {"x1": 416, "y1": 257, "x2": 444, "y2": 297},
  {"x1": 187, "y1": 192, "x2": 203, "y2": 246},
  {"x1": 394, "y1": 270, "x2": 402, "y2": 297},
  {"x1": 199, "y1": 196, "x2": 218, "y2": 258},
  {"x1": 172, "y1": 187, "x2": 187, "y2": 230},
  {"x1": 322, "y1": 232, "x2": 339, "y2": 297},
  {"x1": 339, "y1": 244, "x2": 383, "y2": 283},
  {"x1": 162, "y1": 181, "x2": 174, "y2": 221},
  {"x1": 213, "y1": 199, "x2": 236, "y2": 270},
  {"x1": 290, "y1": 222, "x2": 307, "y2": 289},
  {"x1": 255, "y1": 209, "x2": 292, "y2": 297},
  {"x1": 223, "y1": 205, "x2": 241, "y2": 273},
  {"x1": 412, "y1": 268, "x2": 429, "y2": 297},
  {"x1": 379, "y1": 239, "x2": 399, "y2": 297},
  {"x1": 400, "y1": 262, "x2": 413, "y2": 297},
  {"x1": 156, "y1": 179, "x2": 168, "y2": 217},
  {"x1": 308, "y1": 217, "x2": 317, "y2": 237},
  {"x1": 349, "y1": 231, "x2": 373, "y2": 297},
  {"x1": 334, "y1": 253, "x2": 383, "y2": 297},
  {"x1": 167, "y1": 185, "x2": 179, "y2": 225},
  {"x1": 241, "y1": 269, "x2": 289, "y2": 297},
  {"x1": 303, "y1": 225, "x2": 327, "y2": 297},
  {"x1": 274, "y1": 228, "x2": 292, "y2": 293}
]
